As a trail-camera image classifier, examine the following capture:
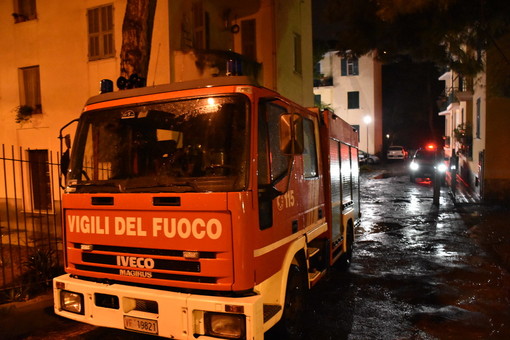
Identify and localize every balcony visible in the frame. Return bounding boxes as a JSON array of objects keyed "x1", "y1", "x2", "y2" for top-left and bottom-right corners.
[
  {"x1": 313, "y1": 76, "x2": 333, "y2": 87},
  {"x1": 172, "y1": 49, "x2": 260, "y2": 82},
  {"x1": 455, "y1": 76, "x2": 474, "y2": 101}
]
